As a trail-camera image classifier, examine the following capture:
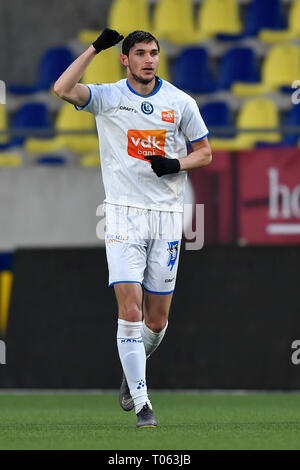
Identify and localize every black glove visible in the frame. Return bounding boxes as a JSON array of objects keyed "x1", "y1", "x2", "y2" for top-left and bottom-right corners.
[
  {"x1": 146, "y1": 155, "x2": 180, "y2": 177},
  {"x1": 92, "y1": 28, "x2": 124, "y2": 54}
]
